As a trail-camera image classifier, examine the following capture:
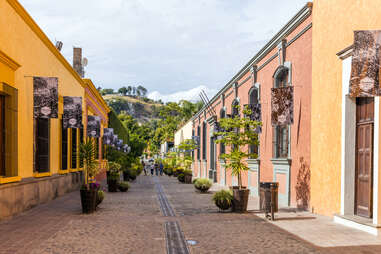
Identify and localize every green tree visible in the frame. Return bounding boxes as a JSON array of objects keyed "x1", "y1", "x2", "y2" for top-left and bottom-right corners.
[
  {"x1": 215, "y1": 105, "x2": 261, "y2": 189},
  {"x1": 127, "y1": 86, "x2": 132, "y2": 95},
  {"x1": 102, "y1": 88, "x2": 114, "y2": 95},
  {"x1": 118, "y1": 86, "x2": 128, "y2": 96}
]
